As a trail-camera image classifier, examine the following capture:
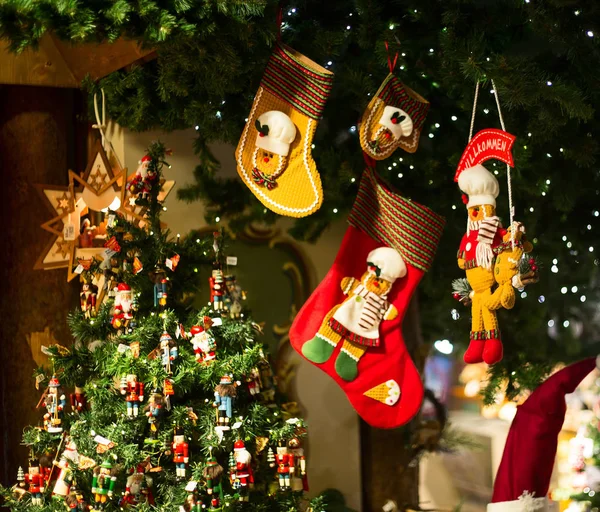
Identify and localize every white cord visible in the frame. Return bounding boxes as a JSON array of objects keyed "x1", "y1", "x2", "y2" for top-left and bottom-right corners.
[
  {"x1": 491, "y1": 79, "x2": 515, "y2": 247},
  {"x1": 468, "y1": 81, "x2": 480, "y2": 143},
  {"x1": 92, "y1": 89, "x2": 124, "y2": 170}
]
